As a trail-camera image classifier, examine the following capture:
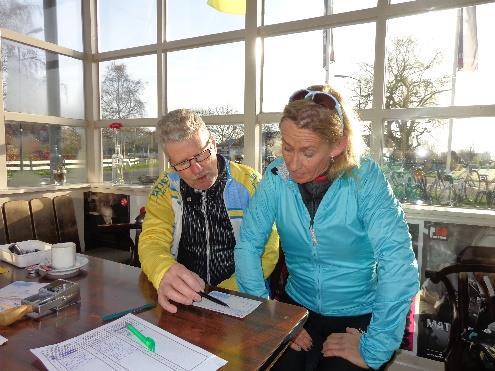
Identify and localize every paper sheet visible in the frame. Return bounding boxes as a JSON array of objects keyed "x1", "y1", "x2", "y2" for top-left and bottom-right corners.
[
  {"x1": 31, "y1": 313, "x2": 227, "y2": 371},
  {"x1": 0, "y1": 334, "x2": 7, "y2": 345},
  {"x1": 0, "y1": 281, "x2": 48, "y2": 312},
  {"x1": 192, "y1": 291, "x2": 262, "y2": 318}
]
